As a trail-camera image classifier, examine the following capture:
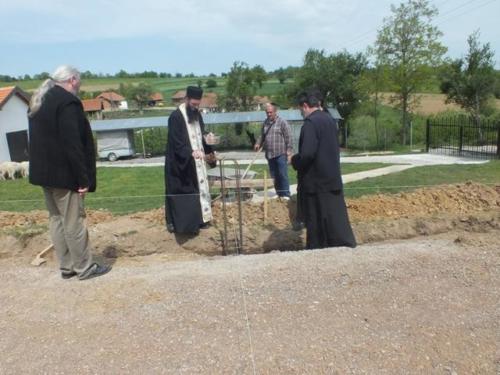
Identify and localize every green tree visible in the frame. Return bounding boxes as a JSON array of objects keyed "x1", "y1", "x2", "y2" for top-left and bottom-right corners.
[
  {"x1": 252, "y1": 65, "x2": 267, "y2": 88},
  {"x1": 439, "y1": 30, "x2": 496, "y2": 121},
  {"x1": 373, "y1": 0, "x2": 446, "y2": 144},
  {"x1": 290, "y1": 49, "x2": 368, "y2": 120},
  {"x1": 358, "y1": 64, "x2": 393, "y2": 147},
  {"x1": 276, "y1": 68, "x2": 287, "y2": 84},
  {"x1": 206, "y1": 79, "x2": 218, "y2": 88},
  {"x1": 121, "y1": 83, "x2": 153, "y2": 112},
  {"x1": 220, "y1": 61, "x2": 260, "y2": 111}
]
